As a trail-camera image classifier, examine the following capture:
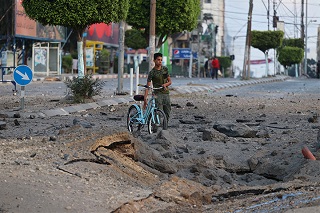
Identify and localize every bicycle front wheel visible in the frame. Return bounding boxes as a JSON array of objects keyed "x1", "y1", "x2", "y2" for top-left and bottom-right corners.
[
  {"x1": 127, "y1": 105, "x2": 142, "y2": 133},
  {"x1": 147, "y1": 109, "x2": 168, "y2": 134}
]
